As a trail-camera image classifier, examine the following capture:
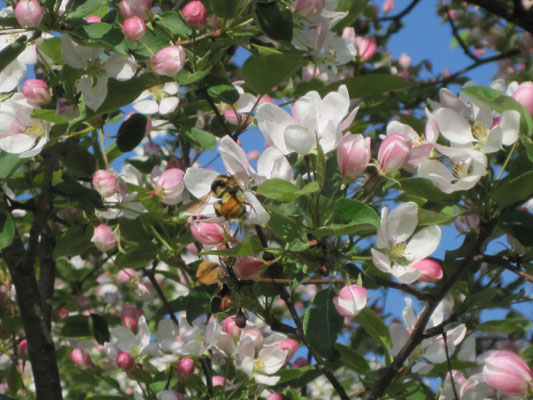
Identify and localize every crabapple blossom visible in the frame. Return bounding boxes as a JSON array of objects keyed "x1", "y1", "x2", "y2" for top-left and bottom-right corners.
[
  {"x1": 354, "y1": 36, "x2": 377, "y2": 61},
  {"x1": 91, "y1": 224, "x2": 117, "y2": 252},
  {"x1": 337, "y1": 132, "x2": 371, "y2": 180},
  {"x1": 377, "y1": 132, "x2": 412, "y2": 172},
  {"x1": 133, "y1": 82, "x2": 180, "y2": 115},
  {"x1": 153, "y1": 168, "x2": 185, "y2": 205},
  {"x1": 21, "y1": 79, "x2": 50, "y2": 105},
  {"x1": 238, "y1": 337, "x2": 288, "y2": 385},
  {"x1": 233, "y1": 257, "x2": 264, "y2": 280},
  {"x1": 117, "y1": 352, "x2": 135, "y2": 371},
  {"x1": 119, "y1": 0, "x2": 151, "y2": 19},
  {"x1": 189, "y1": 219, "x2": 227, "y2": 245},
  {"x1": 277, "y1": 338, "x2": 299, "y2": 361},
  {"x1": 371, "y1": 202, "x2": 441, "y2": 283},
  {"x1": 212, "y1": 376, "x2": 230, "y2": 387},
  {"x1": 15, "y1": 0, "x2": 43, "y2": 28},
  {"x1": 92, "y1": 170, "x2": 119, "y2": 198},
  {"x1": 511, "y1": 81, "x2": 533, "y2": 115},
  {"x1": 70, "y1": 349, "x2": 94, "y2": 368},
  {"x1": 0, "y1": 31, "x2": 38, "y2": 93},
  {"x1": 383, "y1": 0, "x2": 395, "y2": 13},
  {"x1": 332, "y1": 284, "x2": 367, "y2": 318},
  {"x1": 182, "y1": 1, "x2": 207, "y2": 27},
  {"x1": 152, "y1": 46, "x2": 186, "y2": 77},
  {"x1": 294, "y1": 0, "x2": 325, "y2": 17},
  {"x1": 222, "y1": 316, "x2": 241, "y2": 339},
  {"x1": 411, "y1": 259, "x2": 443, "y2": 283},
  {"x1": 482, "y1": 350, "x2": 533, "y2": 396},
  {"x1": 122, "y1": 16, "x2": 146, "y2": 41},
  {"x1": 121, "y1": 306, "x2": 144, "y2": 333},
  {"x1": 242, "y1": 328, "x2": 264, "y2": 351}
]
